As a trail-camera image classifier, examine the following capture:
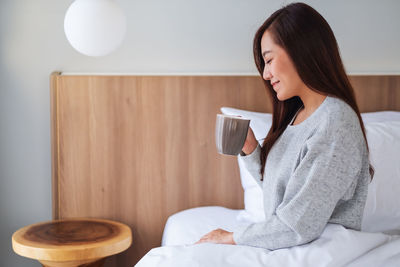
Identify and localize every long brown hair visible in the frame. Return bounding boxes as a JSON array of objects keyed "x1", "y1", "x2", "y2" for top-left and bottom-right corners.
[{"x1": 254, "y1": 2, "x2": 373, "y2": 180}]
